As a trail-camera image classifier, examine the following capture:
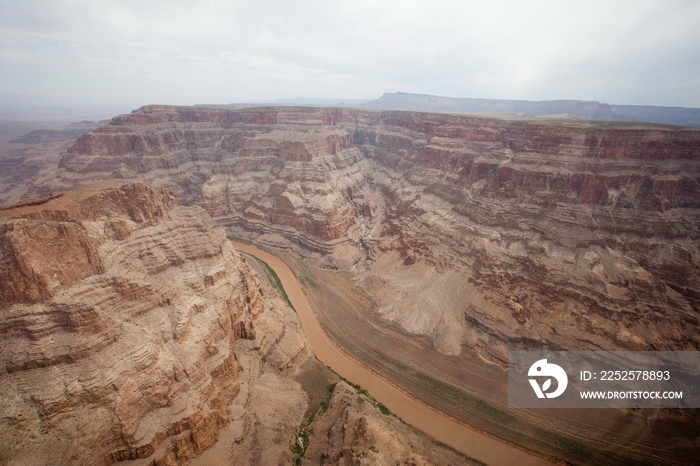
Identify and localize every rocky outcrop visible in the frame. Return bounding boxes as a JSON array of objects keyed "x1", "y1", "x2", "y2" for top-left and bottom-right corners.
[
  {"x1": 189, "y1": 256, "x2": 312, "y2": 466},
  {"x1": 54, "y1": 107, "x2": 371, "y2": 252},
  {"x1": 362, "y1": 114, "x2": 700, "y2": 358},
  {"x1": 46, "y1": 106, "x2": 700, "y2": 359},
  {"x1": 302, "y1": 381, "x2": 478, "y2": 466},
  {"x1": 0, "y1": 180, "x2": 264, "y2": 465}
]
